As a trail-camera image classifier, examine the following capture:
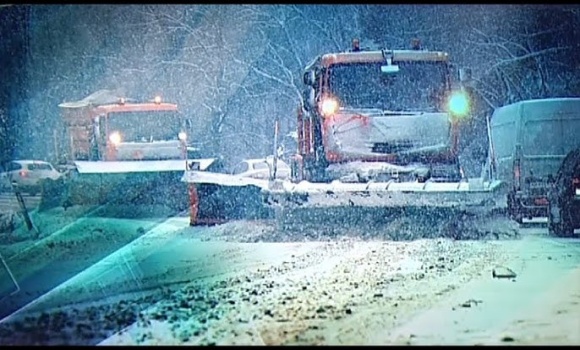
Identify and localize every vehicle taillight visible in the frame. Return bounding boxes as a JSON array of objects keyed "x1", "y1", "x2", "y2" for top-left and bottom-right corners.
[{"x1": 19, "y1": 170, "x2": 28, "y2": 177}]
